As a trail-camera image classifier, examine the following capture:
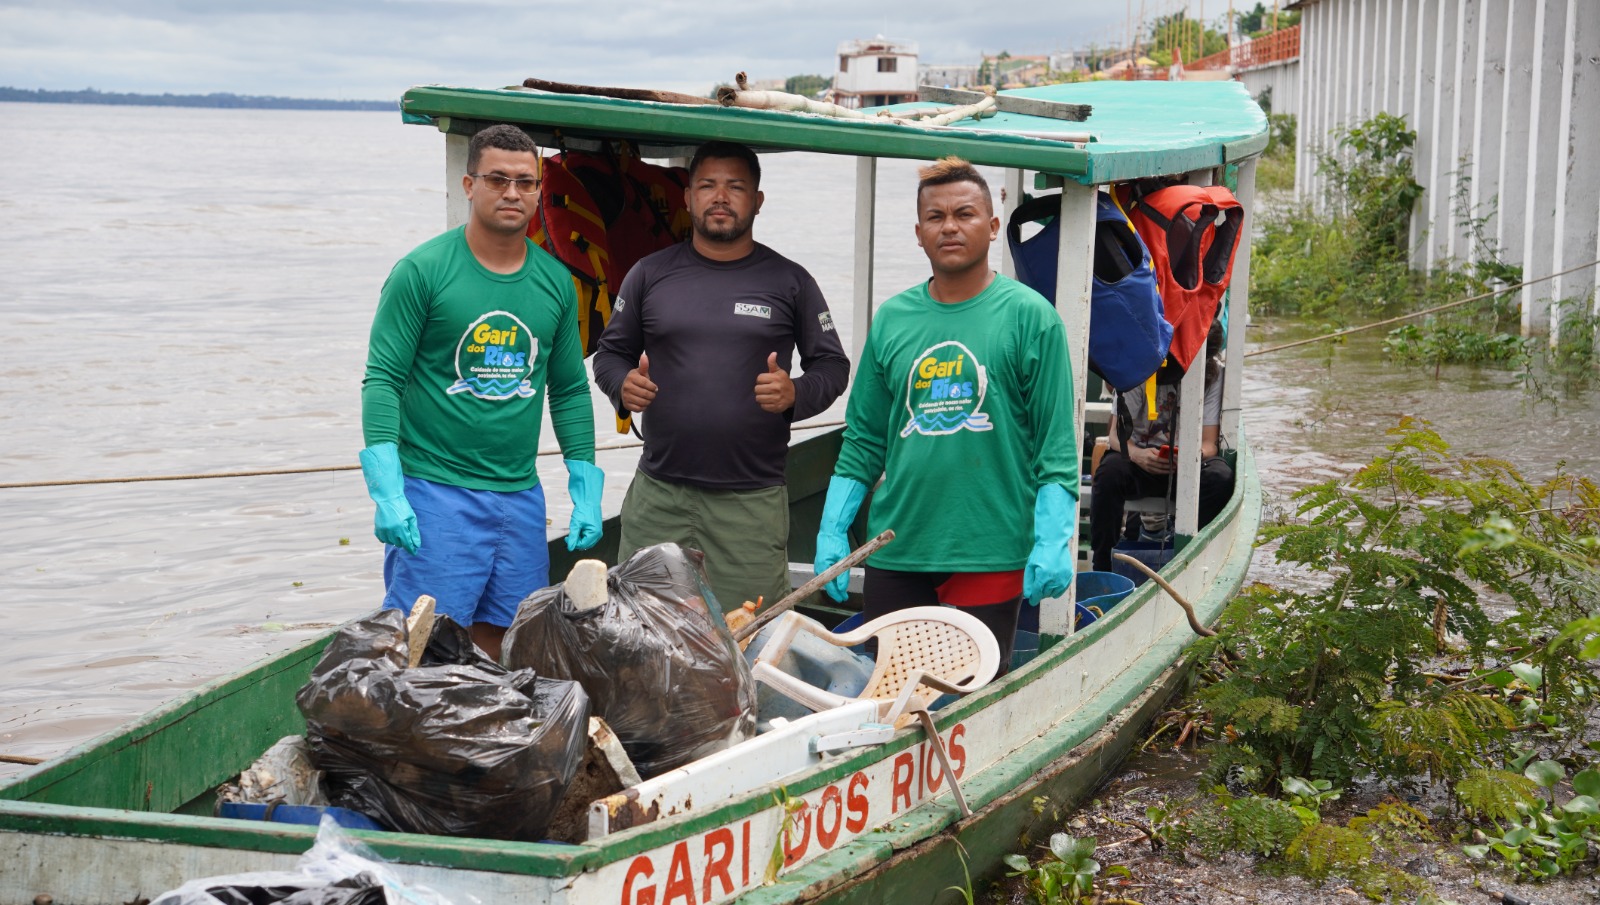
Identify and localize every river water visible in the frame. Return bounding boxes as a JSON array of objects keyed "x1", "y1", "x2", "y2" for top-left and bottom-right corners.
[{"x1": 1, "y1": 102, "x2": 1597, "y2": 778}]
